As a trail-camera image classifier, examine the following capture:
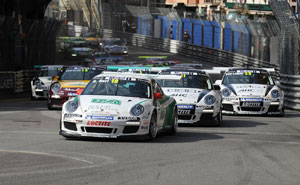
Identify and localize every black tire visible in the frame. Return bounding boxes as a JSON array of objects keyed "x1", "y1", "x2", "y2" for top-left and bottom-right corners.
[
  {"x1": 148, "y1": 112, "x2": 158, "y2": 140},
  {"x1": 279, "y1": 107, "x2": 285, "y2": 117},
  {"x1": 169, "y1": 108, "x2": 178, "y2": 135},
  {"x1": 215, "y1": 110, "x2": 222, "y2": 127},
  {"x1": 47, "y1": 101, "x2": 54, "y2": 110}
]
